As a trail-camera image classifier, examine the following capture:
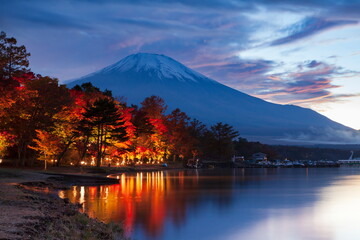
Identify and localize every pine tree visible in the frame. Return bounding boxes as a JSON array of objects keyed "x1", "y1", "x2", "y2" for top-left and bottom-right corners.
[
  {"x1": 0, "y1": 31, "x2": 30, "y2": 90},
  {"x1": 206, "y1": 122, "x2": 239, "y2": 161},
  {"x1": 81, "y1": 98, "x2": 128, "y2": 167}
]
